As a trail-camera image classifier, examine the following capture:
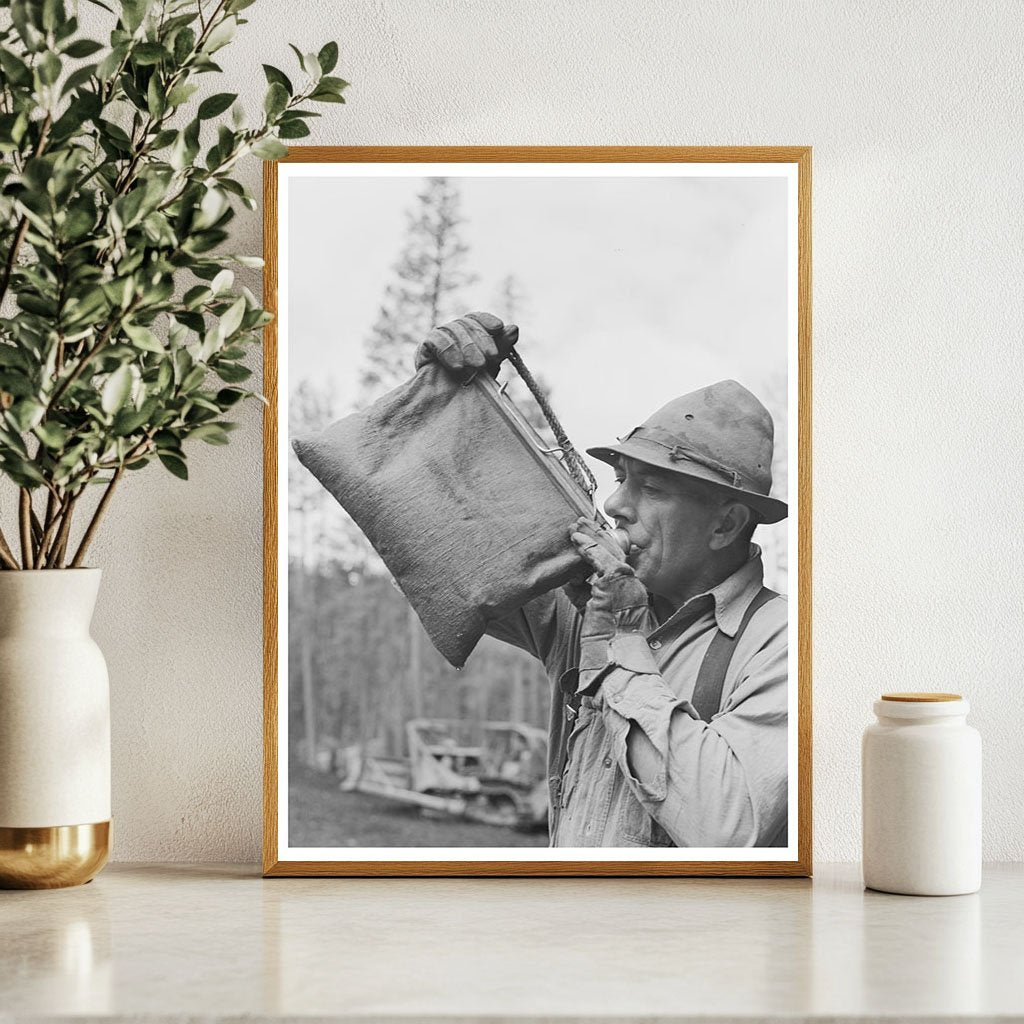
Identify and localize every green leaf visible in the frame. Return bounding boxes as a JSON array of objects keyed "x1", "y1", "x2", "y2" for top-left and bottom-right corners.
[
  {"x1": 112, "y1": 405, "x2": 151, "y2": 435},
  {"x1": 310, "y1": 88, "x2": 346, "y2": 104},
  {"x1": 34, "y1": 421, "x2": 70, "y2": 449},
  {"x1": 195, "y1": 186, "x2": 226, "y2": 229},
  {"x1": 251, "y1": 137, "x2": 287, "y2": 160},
  {"x1": 123, "y1": 322, "x2": 164, "y2": 353},
  {"x1": 181, "y1": 365, "x2": 206, "y2": 391},
  {"x1": 98, "y1": 118, "x2": 132, "y2": 149},
  {"x1": 101, "y1": 365, "x2": 133, "y2": 414},
  {"x1": 168, "y1": 118, "x2": 200, "y2": 170},
  {"x1": 215, "y1": 388, "x2": 247, "y2": 408},
  {"x1": 41, "y1": 0, "x2": 65, "y2": 33},
  {"x1": 0, "y1": 50, "x2": 33, "y2": 87},
  {"x1": 277, "y1": 120, "x2": 310, "y2": 140},
  {"x1": 147, "y1": 74, "x2": 166, "y2": 117},
  {"x1": 264, "y1": 82, "x2": 288, "y2": 117},
  {"x1": 318, "y1": 76, "x2": 349, "y2": 93},
  {"x1": 132, "y1": 42, "x2": 168, "y2": 66},
  {"x1": 96, "y1": 43, "x2": 128, "y2": 81},
  {"x1": 203, "y1": 16, "x2": 236, "y2": 53},
  {"x1": 10, "y1": 2, "x2": 44, "y2": 52},
  {"x1": 121, "y1": 0, "x2": 154, "y2": 33},
  {"x1": 213, "y1": 362, "x2": 251, "y2": 384},
  {"x1": 17, "y1": 293, "x2": 58, "y2": 317},
  {"x1": 9, "y1": 399, "x2": 45, "y2": 432},
  {"x1": 38, "y1": 51, "x2": 62, "y2": 86},
  {"x1": 173, "y1": 26, "x2": 196, "y2": 65},
  {"x1": 318, "y1": 41, "x2": 339, "y2": 75},
  {"x1": 210, "y1": 269, "x2": 234, "y2": 294},
  {"x1": 63, "y1": 38, "x2": 104, "y2": 58},
  {"x1": 1, "y1": 455, "x2": 46, "y2": 487},
  {"x1": 198, "y1": 91, "x2": 236, "y2": 119},
  {"x1": 156, "y1": 359, "x2": 173, "y2": 392},
  {"x1": 154, "y1": 429, "x2": 182, "y2": 452},
  {"x1": 158, "y1": 452, "x2": 188, "y2": 479},
  {"x1": 102, "y1": 277, "x2": 134, "y2": 308},
  {"x1": 0, "y1": 346, "x2": 30, "y2": 371},
  {"x1": 61, "y1": 62, "x2": 97, "y2": 96},
  {"x1": 113, "y1": 187, "x2": 147, "y2": 228},
  {"x1": 262, "y1": 64, "x2": 292, "y2": 94},
  {"x1": 149, "y1": 128, "x2": 177, "y2": 150},
  {"x1": 166, "y1": 81, "x2": 199, "y2": 107},
  {"x1": 189, "y1": 422, "x2": 231, "y2": 445},
  {"x1": 0, "y1": 421, "x2": 30, "y2": 456},
  {"x1": 226, "y1": 0, "x2": 257, "y2": 11},
  {"x1": 182, "y1": 285, "x2": 212, "y2": 310},
  {"x1": 218, "y1": 296, "x2": 246, "y2": 339}
]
